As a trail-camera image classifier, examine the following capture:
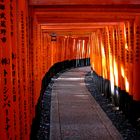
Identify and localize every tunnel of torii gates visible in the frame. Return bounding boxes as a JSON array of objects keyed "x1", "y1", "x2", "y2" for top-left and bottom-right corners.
[{"x1": 1, "y1": 0, "x2": 140, "y2": 139}]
